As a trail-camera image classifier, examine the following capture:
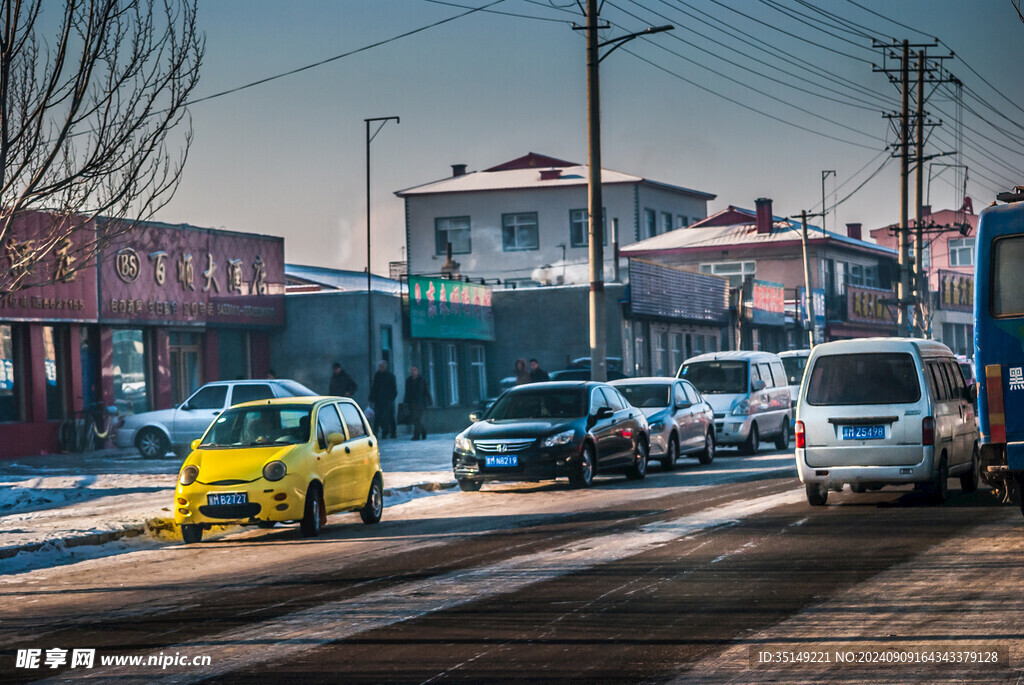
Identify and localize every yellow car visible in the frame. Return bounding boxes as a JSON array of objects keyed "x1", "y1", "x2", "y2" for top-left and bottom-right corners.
[{"x1": 174, "y1": 396, "x2": 383, "y2": 544}]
